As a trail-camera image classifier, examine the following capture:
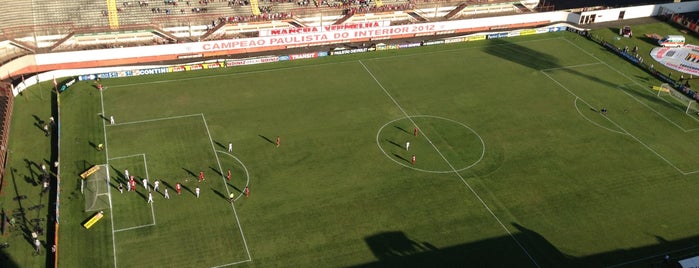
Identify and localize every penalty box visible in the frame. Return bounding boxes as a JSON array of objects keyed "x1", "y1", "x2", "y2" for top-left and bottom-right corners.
[
  {"x1": 105, "y1": 114, "x2": 250, "y2": 267},
  {"x1": 544, "y1": 63, "x2": 699, "y2": 173}
]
